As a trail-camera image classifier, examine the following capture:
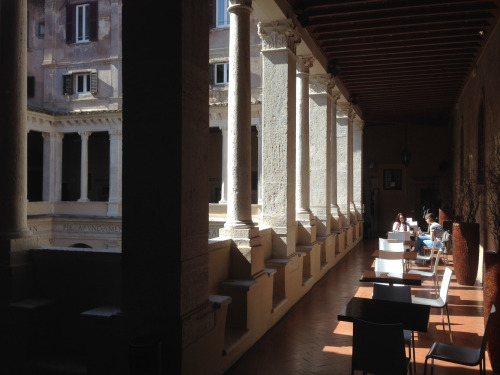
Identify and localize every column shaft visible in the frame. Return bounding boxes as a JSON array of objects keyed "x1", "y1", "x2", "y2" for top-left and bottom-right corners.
[
  {"x1": 225, "y1": 0, "x2": 254, "y2": 228},
  {"x1": 219, "y1": 125, "x2": 228, "y2": 204},
  {"x1": 296, "y1": 56, "x2": 313, "y2": 214},
  {"x1": 108, "y1": 130, "x2": 122, "y2": 215},
  {"x1": 353, "y1": 117, "x2": 364, "y2": 221},
  {"x1": 78, "y1": 131, "x2": 91, "y2": 202},
  {"x1": 0, "y1": 0, "x2": 30, "y2": 238}
]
